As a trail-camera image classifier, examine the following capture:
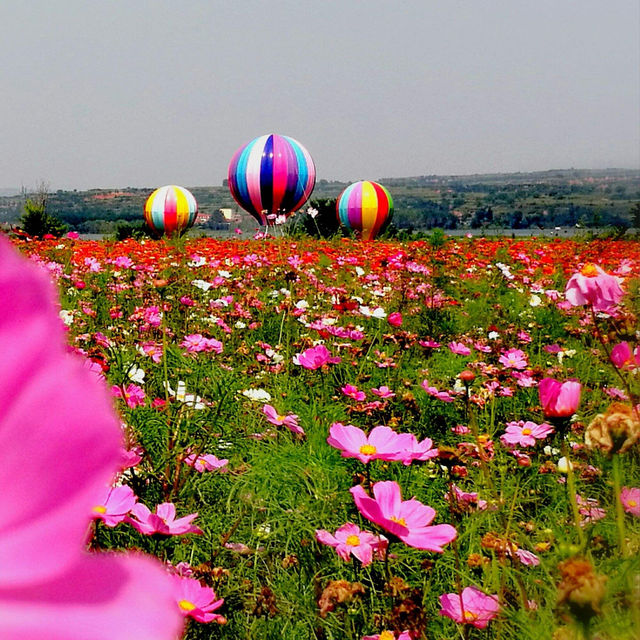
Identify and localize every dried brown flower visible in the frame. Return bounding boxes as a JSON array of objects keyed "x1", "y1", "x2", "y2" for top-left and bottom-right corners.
[
  {"x1": 252, "y1": 586, "x2": 278, "y2": 618},
  {"x1": 556, "y1": 557, "x2": 607, "y2": 623},
  {"x1": 584, "y1": 402, "x2": 640, "y2": 454},
  {"x1": 318, "y1": 580, "x2": 365, "y2": 618}
]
